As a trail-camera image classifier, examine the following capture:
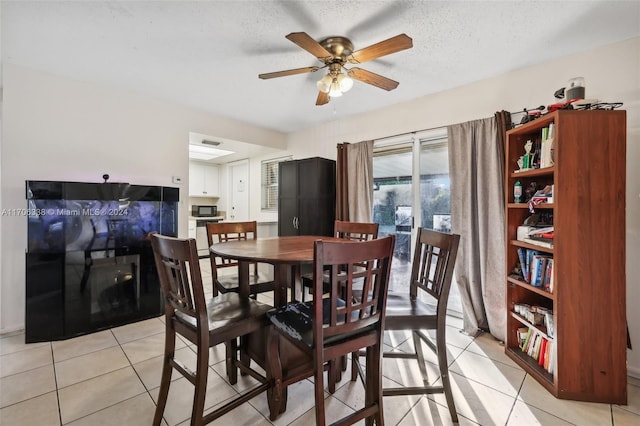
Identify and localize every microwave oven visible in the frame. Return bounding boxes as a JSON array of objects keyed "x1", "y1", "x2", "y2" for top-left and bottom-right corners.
[{"x1": 191, "y1": 205, "x2": 217, "y2": 217}]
